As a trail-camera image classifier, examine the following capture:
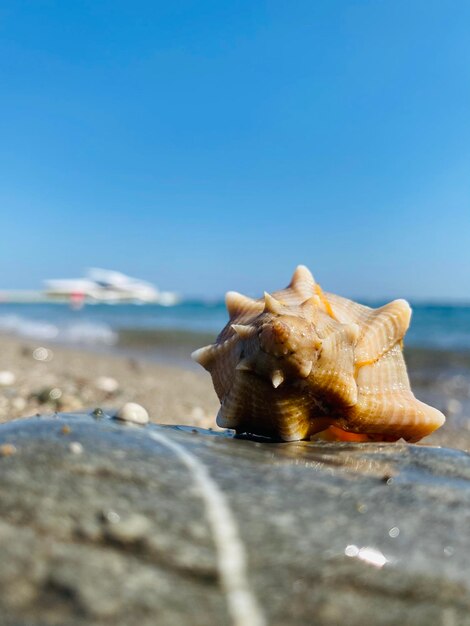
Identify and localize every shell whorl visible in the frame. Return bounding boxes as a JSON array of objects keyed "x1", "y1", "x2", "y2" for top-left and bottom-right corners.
[{"x1": 192, "y1": 265, "x2": 445, "y2": 442}]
